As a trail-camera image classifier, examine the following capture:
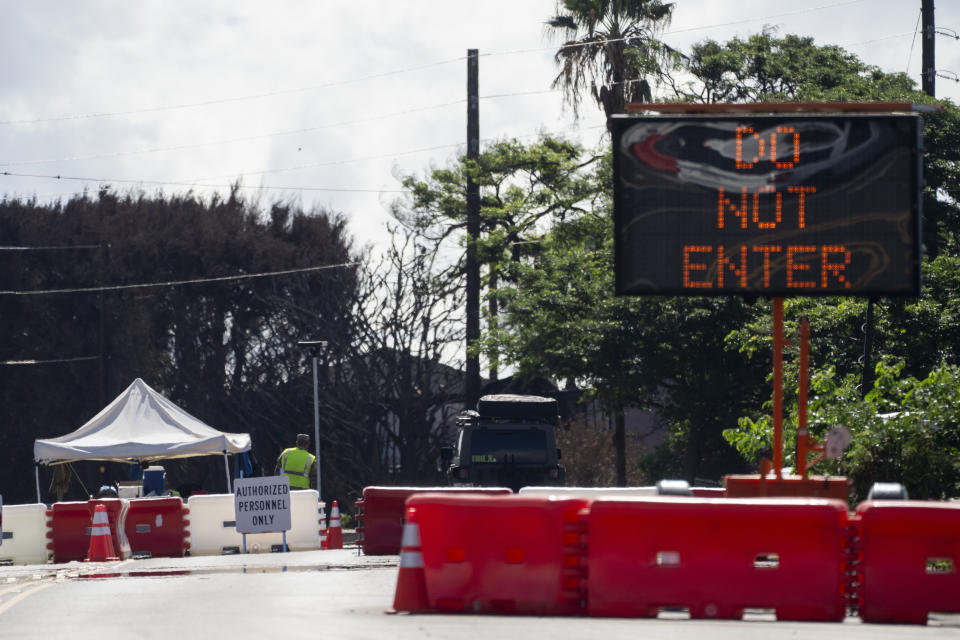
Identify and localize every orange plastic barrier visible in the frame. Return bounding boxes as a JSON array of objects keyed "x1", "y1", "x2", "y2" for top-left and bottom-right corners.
[
  {"x1": 587, "y1": 497, "x2": 850, "y2": 621},
  {"x1": 689, "y1": 487, "x2": 725, "y2": 498},
  {"x1": 46, "y1": 500, "x2": 126, "y2": 564},
  {"x1": 357, "y1": 487, "x2": 512, "y2": 555},
  {"x1": 406, "y1": 493, "x2": 589, "y2": 615},
  {"x1": 857, "y1": 500, "x2": 960, "y2": 624},
  {"x1": 124, "y1": 497, "x2": 189, "y2": 558},
  {"x1": 724, "y1": 474, "x2": 849, "y2": 500}
]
